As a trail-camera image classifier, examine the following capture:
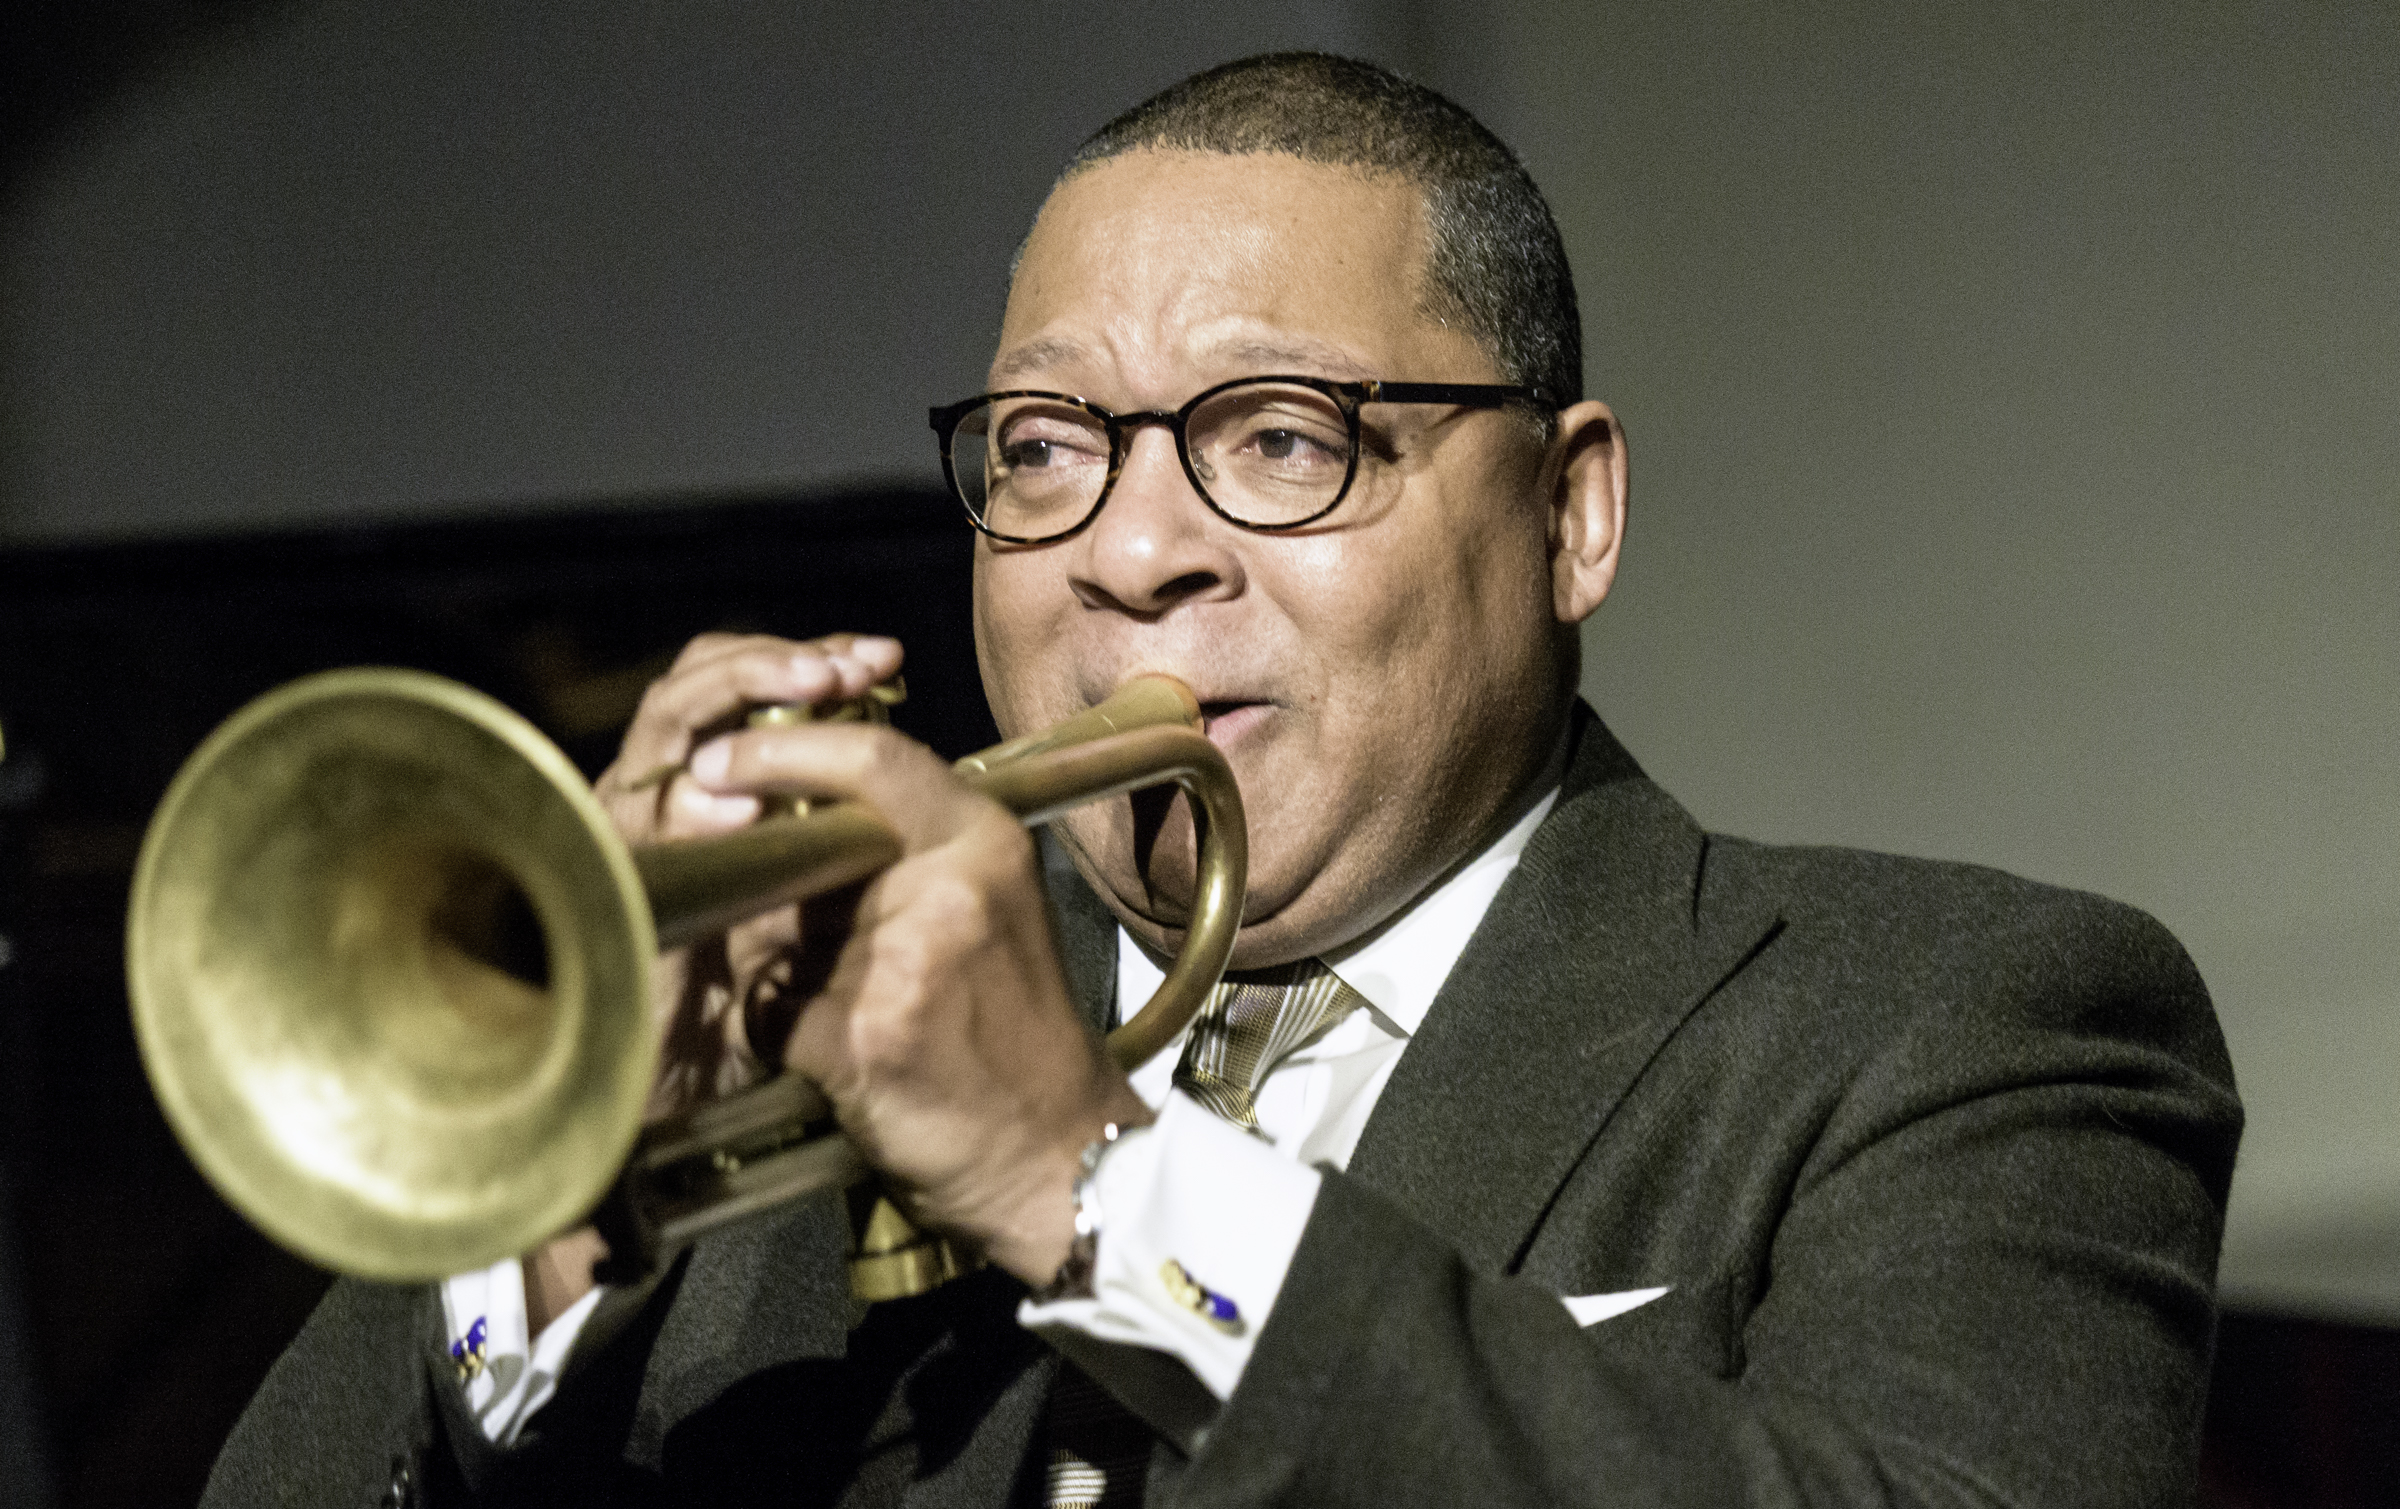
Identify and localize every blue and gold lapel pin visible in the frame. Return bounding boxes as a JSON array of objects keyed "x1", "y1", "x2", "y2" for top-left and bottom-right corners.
[
  {"x1": 1159, "y1": 1260, "x2": 1242, "y2": 1334},
  {"x1": 450, "y1": 1316, "x2": 489, "y2": 1382}
]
